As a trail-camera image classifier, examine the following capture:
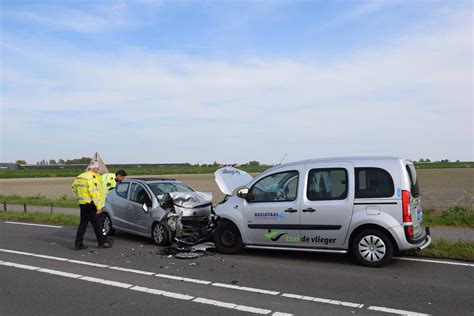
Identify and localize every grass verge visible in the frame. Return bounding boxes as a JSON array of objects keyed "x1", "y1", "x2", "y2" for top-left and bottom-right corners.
[
  {"x1": 0, "y1": 211, "x2": 79, "y2": 226},
  {"x1": 408, "y1": 239, "x2": 474, "y2": 261},
  {"x1": 423, "y1": 206, "x2": 474, "y2": 228},
  {"x1": 0, "y1": 194, "x2": 77, "y2": 208}
]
